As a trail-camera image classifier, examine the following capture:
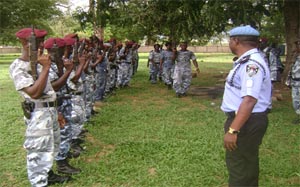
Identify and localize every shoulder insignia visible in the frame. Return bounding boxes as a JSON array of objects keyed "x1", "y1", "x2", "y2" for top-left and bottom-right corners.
[
  {"x1": 246, "y1": 64, "x2": 259, "y2": 77},
  {"x1": 238, "y1": 55, "x2": 251, "y2": 64}
]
